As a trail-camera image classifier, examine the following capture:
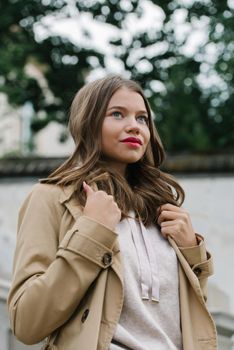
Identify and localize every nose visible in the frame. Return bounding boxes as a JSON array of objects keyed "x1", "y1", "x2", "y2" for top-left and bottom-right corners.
[{"x1": 125, "y1": 116, "x2": 140, "y2": 134}]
